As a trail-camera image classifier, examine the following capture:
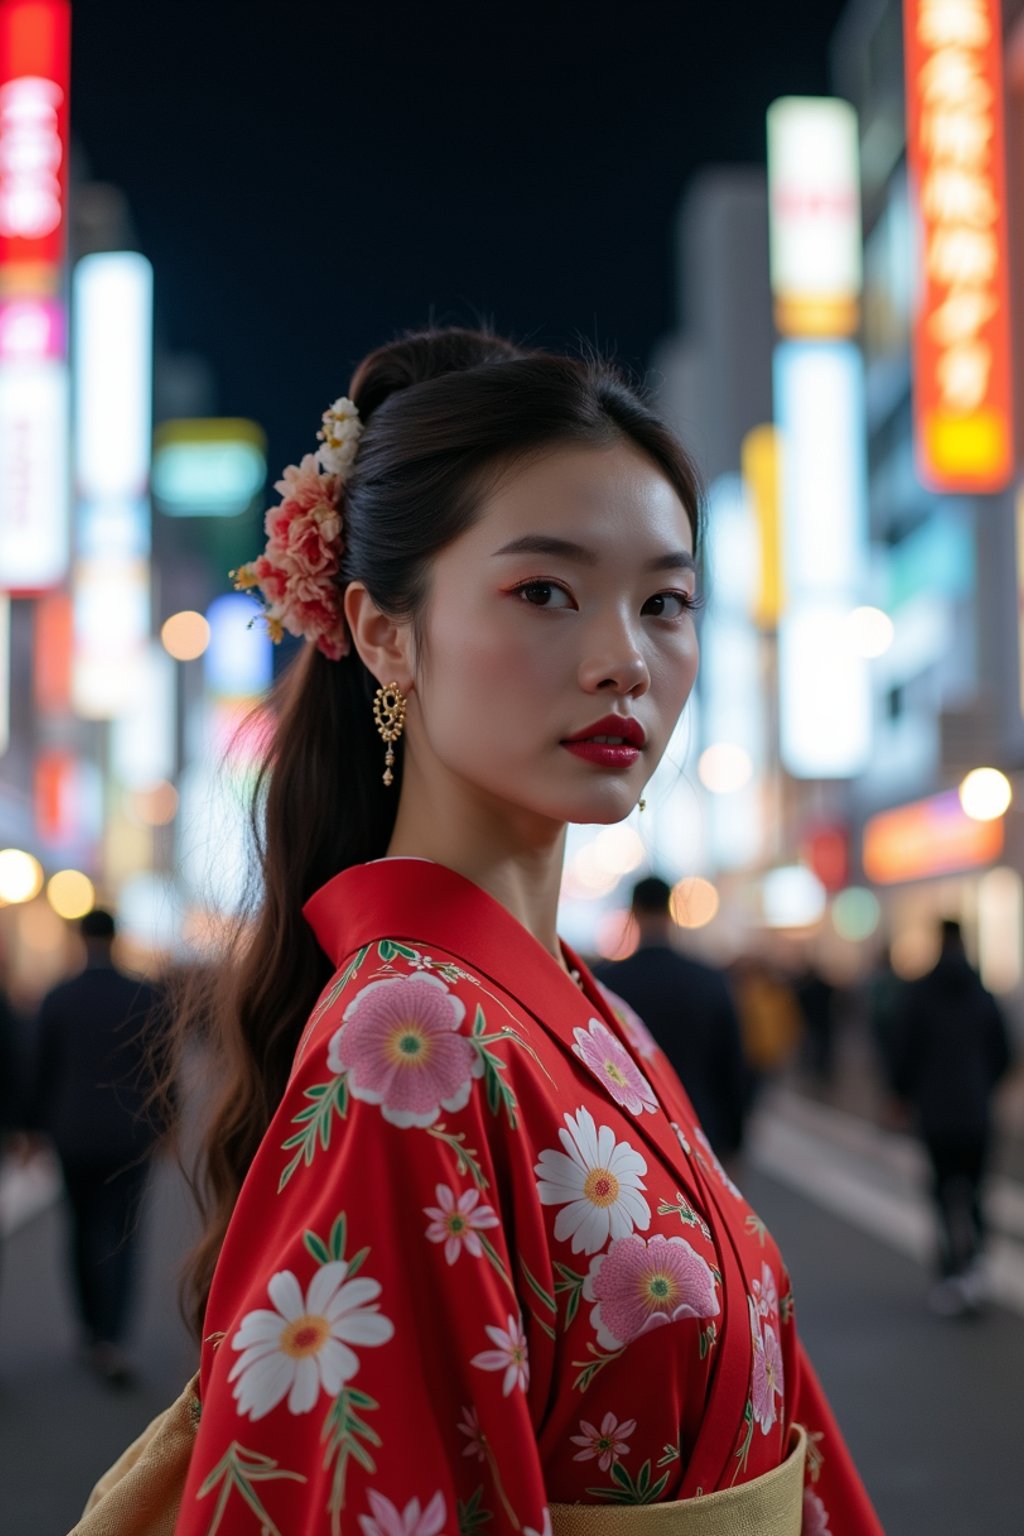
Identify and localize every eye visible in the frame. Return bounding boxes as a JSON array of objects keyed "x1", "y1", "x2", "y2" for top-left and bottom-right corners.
[
  {"x1": 511, "y1": 580, "x2": 575, "y2": 609},
  {"x1": 643, "y1": 591, "x2": 700, "y2": 618}
]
